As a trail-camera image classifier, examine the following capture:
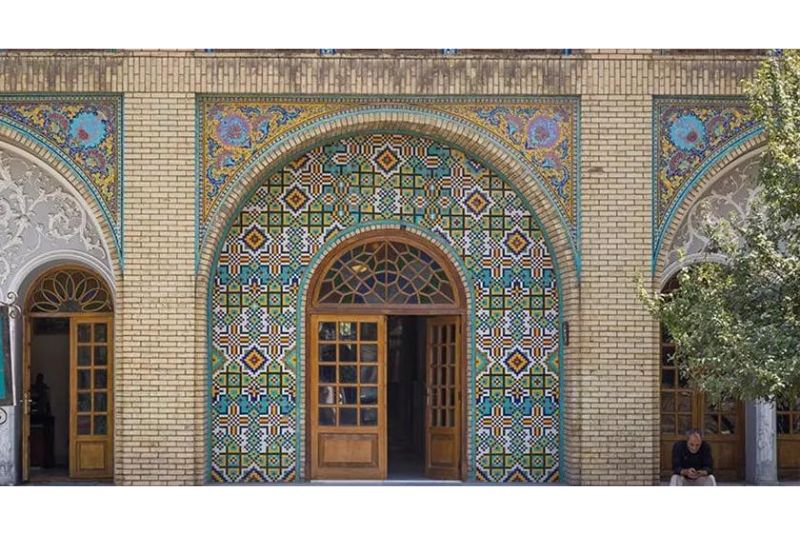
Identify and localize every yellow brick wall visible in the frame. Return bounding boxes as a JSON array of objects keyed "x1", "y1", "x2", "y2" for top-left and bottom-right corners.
[{"x1": 0, "y1": 49, "x2": 763, "y2": 484}]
